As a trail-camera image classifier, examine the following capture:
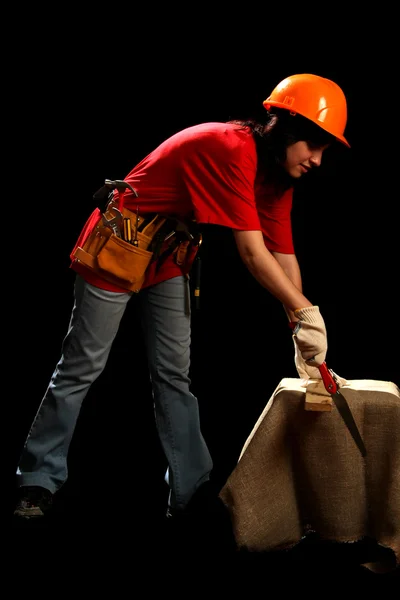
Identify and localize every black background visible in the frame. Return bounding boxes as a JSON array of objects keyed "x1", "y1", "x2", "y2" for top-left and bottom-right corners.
[{"x1": 6, "y1": 15, "x2": 399, "y2": 576}]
